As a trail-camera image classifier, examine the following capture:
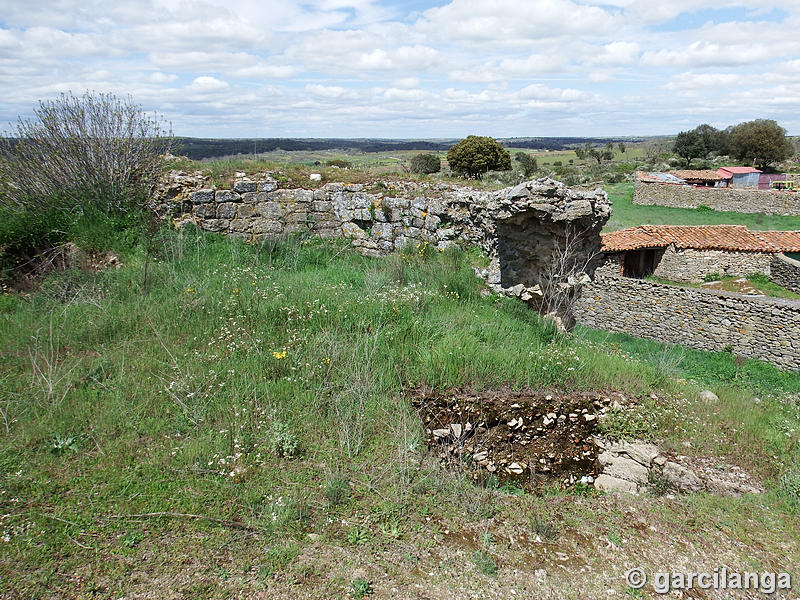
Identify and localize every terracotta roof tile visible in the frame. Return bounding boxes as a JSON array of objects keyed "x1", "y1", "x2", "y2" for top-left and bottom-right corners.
[
  {"x1": 754, "y1": 231, "x2": 800, "y2": 253},
  {"x1": 669, "y1": 170, "x2": 726, "y2": 181},
  {"x1": 601, "y1": 225, "x2": 800, "y2": 253}
]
